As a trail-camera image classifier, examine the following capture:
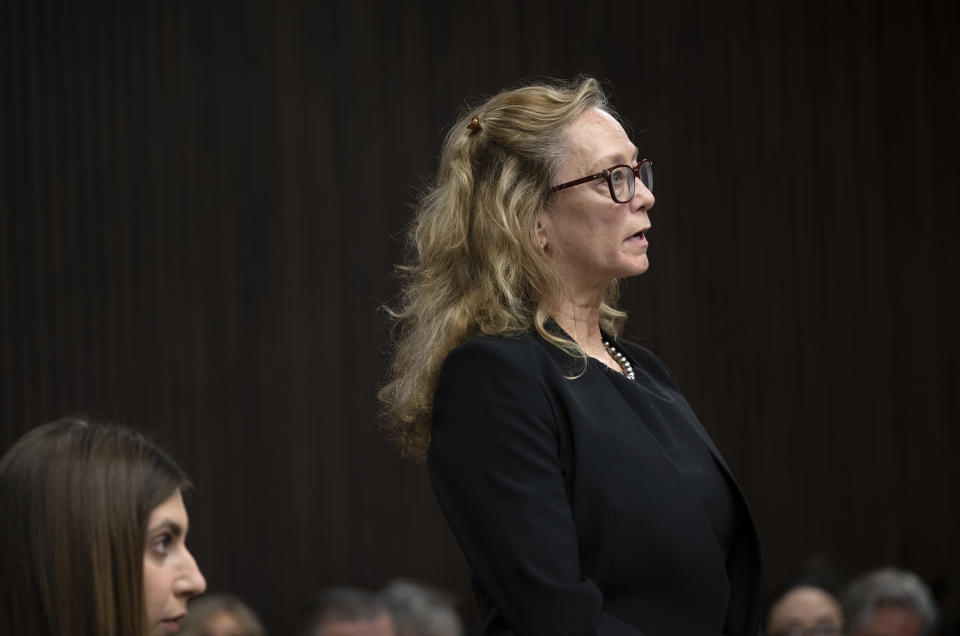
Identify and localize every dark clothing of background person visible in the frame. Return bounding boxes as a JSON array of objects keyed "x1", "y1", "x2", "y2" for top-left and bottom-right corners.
[{"x1": 428, "y1": 327, "x2": 764, "y2": 635}]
